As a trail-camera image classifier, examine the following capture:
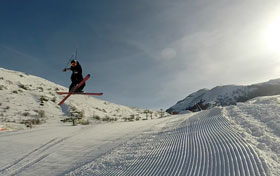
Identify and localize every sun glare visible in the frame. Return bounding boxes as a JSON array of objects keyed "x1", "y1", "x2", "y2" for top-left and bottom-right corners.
[{"x1": 265, "y1": 16, "x2": 280, "y2": 54}]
